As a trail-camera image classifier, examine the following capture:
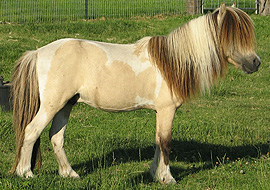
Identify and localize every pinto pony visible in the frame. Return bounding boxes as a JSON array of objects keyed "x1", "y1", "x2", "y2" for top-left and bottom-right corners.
[{"x1": 11, "y1": 4, "x2": 260, "y2": 184}]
